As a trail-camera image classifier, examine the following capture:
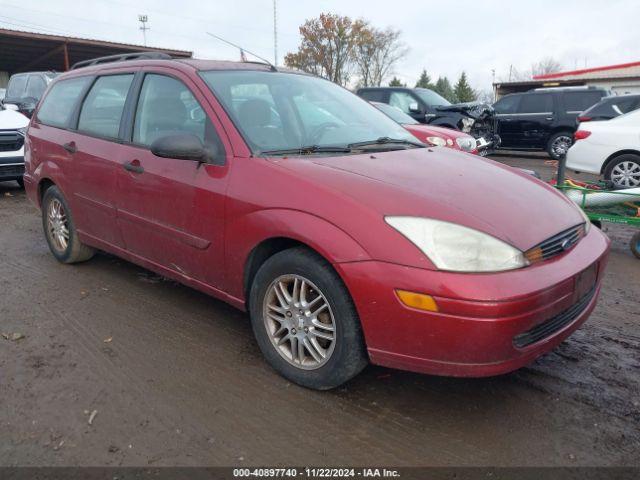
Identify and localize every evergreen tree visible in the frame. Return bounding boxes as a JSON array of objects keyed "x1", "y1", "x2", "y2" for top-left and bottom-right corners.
[
  {"x1": 433, "y1": 76, "x2": 456, "y2": 103},
  {"x1": 453, "y1": 72, "x2": 477, "y2": 103},
  {"x1": 415, "y1": 69, "x2": 432, "y2": 88},
  {"x1": 389, "y1": 76, "x2": 406, "y2": 87}
]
